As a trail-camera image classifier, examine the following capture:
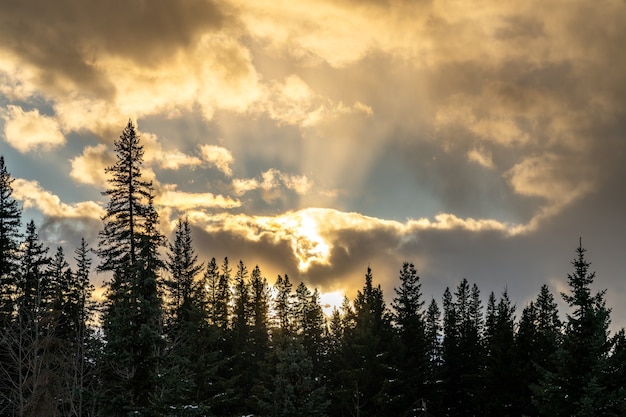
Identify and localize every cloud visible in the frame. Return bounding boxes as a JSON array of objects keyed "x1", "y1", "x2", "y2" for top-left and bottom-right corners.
[
  {"x1": 70, "y1": 144, "x2": 115, "y2": 187},
  {"x1": 156, "y1": 186, "x2": 241, "y2": 211},
  {"x1": 140, "y1": 131, "x2": 205, "y2": 170},
  {"x1": 467, "y1": 148, "x2": 495, "y2": 169},
  {"x1": 0, "y1": 0, "x2": 227, "y2": 94},
  {"x1": 232, "y1": 169, "x2": 313, "y2": 201},
  {"x1": 2, "y1": 106, "x2": 65, "y2": 152},
  {"x1": 187, "y1": 207, "x2": 516, "y2": 275},
  {"x1": 13, "y1": 179, "x2": 105, "y2": 219},
  {"x1": 0, "y1": 0, "x2": 262, "y2": 137},
  {"x1": 261, "y1": 75, "x2": 372, "y2": 127},
  {"x1": 199, "y1": 144, "x2": 234, "y2": 176},
  {"x1": 160, "y1": 151, "x2": 205, "y2": 170},
  {"x1": 504, "y1": 153, "x2": 594, "y2": 231},
  {"x1": 232, "y1": 178, "x2": 260, "y2": 196}
]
